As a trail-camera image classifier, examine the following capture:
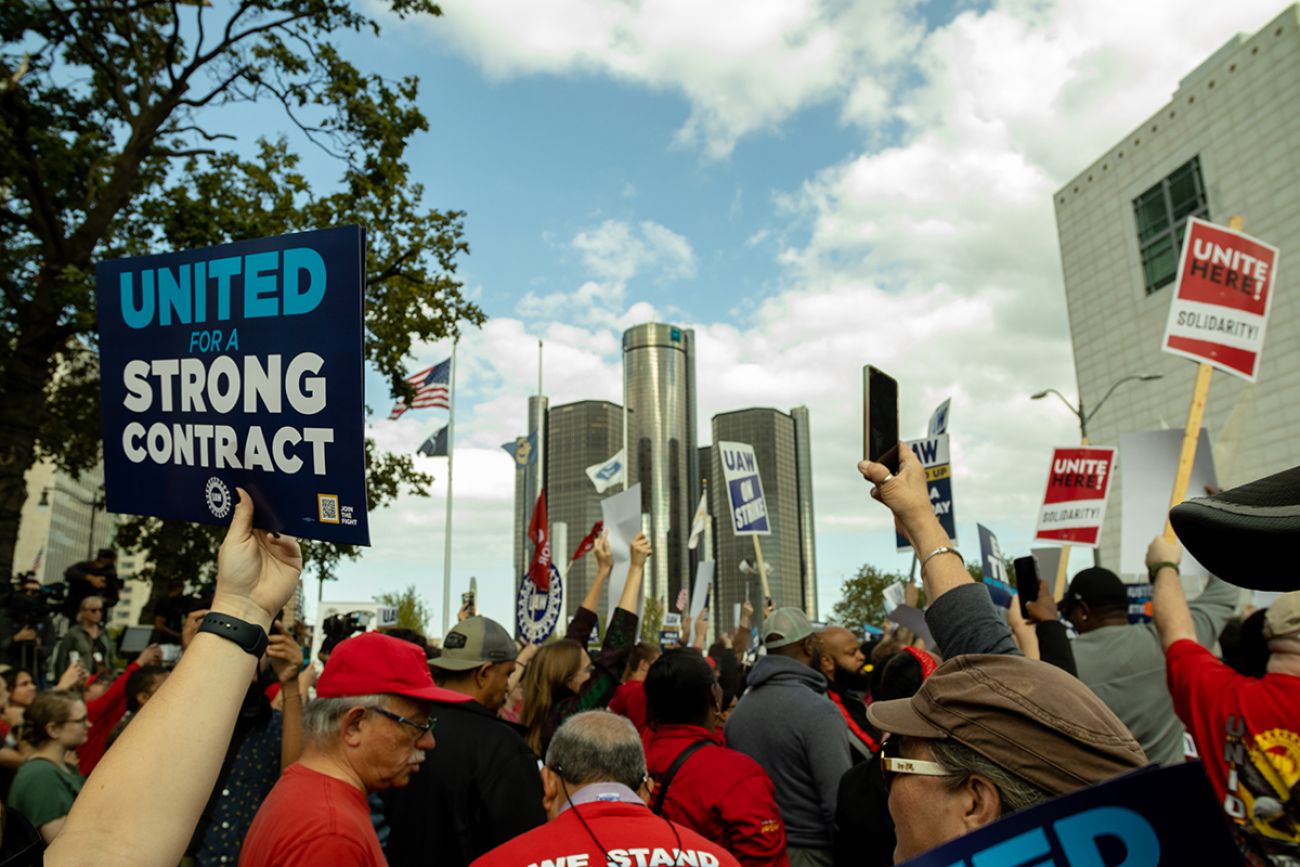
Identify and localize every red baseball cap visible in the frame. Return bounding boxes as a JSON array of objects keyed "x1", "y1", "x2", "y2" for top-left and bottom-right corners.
[{"x1": 316, "y1": 632, "x2": 471, "y2": 704}]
